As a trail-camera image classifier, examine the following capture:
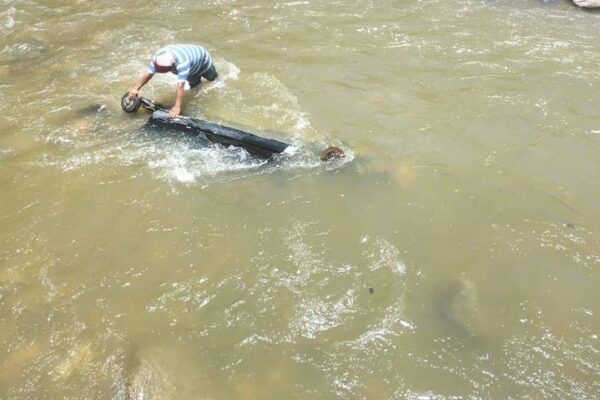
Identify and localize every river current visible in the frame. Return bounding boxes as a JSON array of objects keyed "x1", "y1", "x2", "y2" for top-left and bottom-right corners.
[{"x1": 1, "y1": 0, "x2": 599, "y2": 398}]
